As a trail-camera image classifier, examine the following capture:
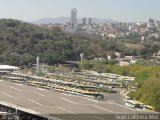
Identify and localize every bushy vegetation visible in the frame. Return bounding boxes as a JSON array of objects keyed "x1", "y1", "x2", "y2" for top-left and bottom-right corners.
[
  {"x1": 80, "y1": 60, "x2": 160, "y2": 110},
  {"x1": 131, "y1": 77, "x2": 160, "y2": 111}
]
